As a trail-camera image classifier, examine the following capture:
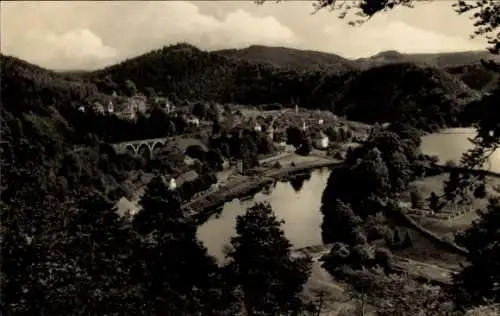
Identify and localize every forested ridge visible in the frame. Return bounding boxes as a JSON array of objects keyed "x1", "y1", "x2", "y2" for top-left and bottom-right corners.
[{"x1": 67, "y1": 43, "x2": 494, "y2": 130}]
